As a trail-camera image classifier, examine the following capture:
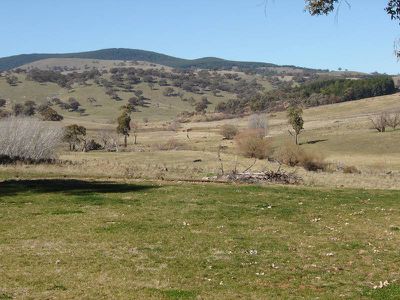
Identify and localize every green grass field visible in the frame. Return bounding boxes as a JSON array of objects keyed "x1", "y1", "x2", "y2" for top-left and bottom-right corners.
[{"x1": 1, "y1": 180, "x2": 400, "y2": 299}]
